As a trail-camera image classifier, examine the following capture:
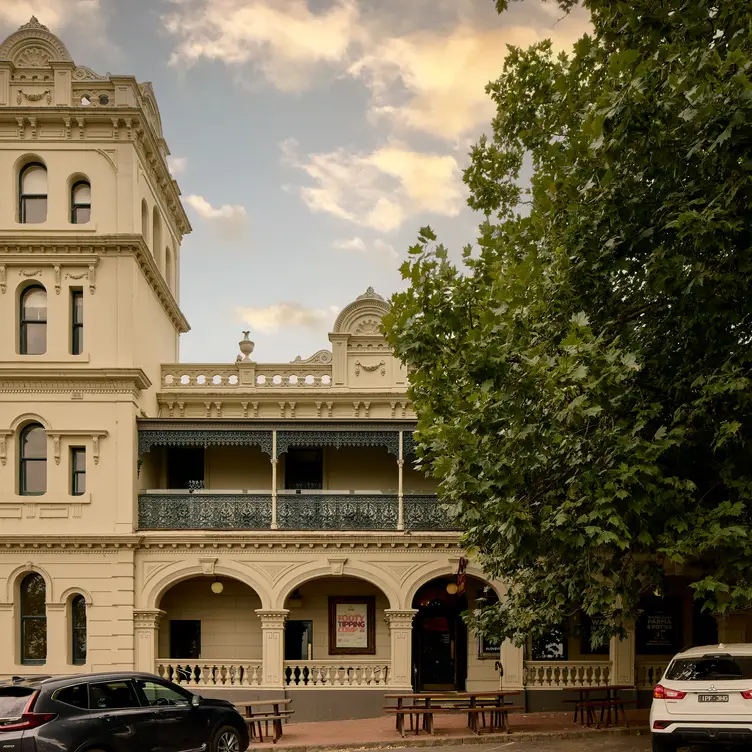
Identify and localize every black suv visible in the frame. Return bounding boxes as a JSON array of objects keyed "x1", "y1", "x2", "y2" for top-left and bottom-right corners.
[{"x1": 0, "y1": 671, "x2": 249, "y2": 752}]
